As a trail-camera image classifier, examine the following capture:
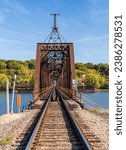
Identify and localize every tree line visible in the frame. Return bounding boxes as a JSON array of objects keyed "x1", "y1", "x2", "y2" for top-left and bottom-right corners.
[
  {"x1": 0, "y1": 59, "x2": 35, "y2": 90},
  {"x1": 0, "y1": 59, "x2": 109, "y2": 90},
  {"x1": 75, "y1": 62, "x2": 109, "y2": 89}
]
